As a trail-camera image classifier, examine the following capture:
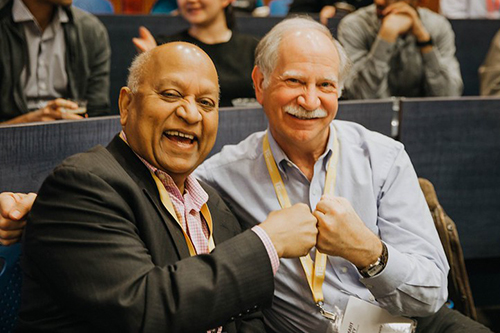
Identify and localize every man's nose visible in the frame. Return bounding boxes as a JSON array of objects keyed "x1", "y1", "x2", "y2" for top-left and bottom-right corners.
[
  {"x1": 297, "y1": 86, "x2": 321, "y2": 111},
  {"x1": 175, "y1": 102, "x2": 202, "y2": 124}
]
